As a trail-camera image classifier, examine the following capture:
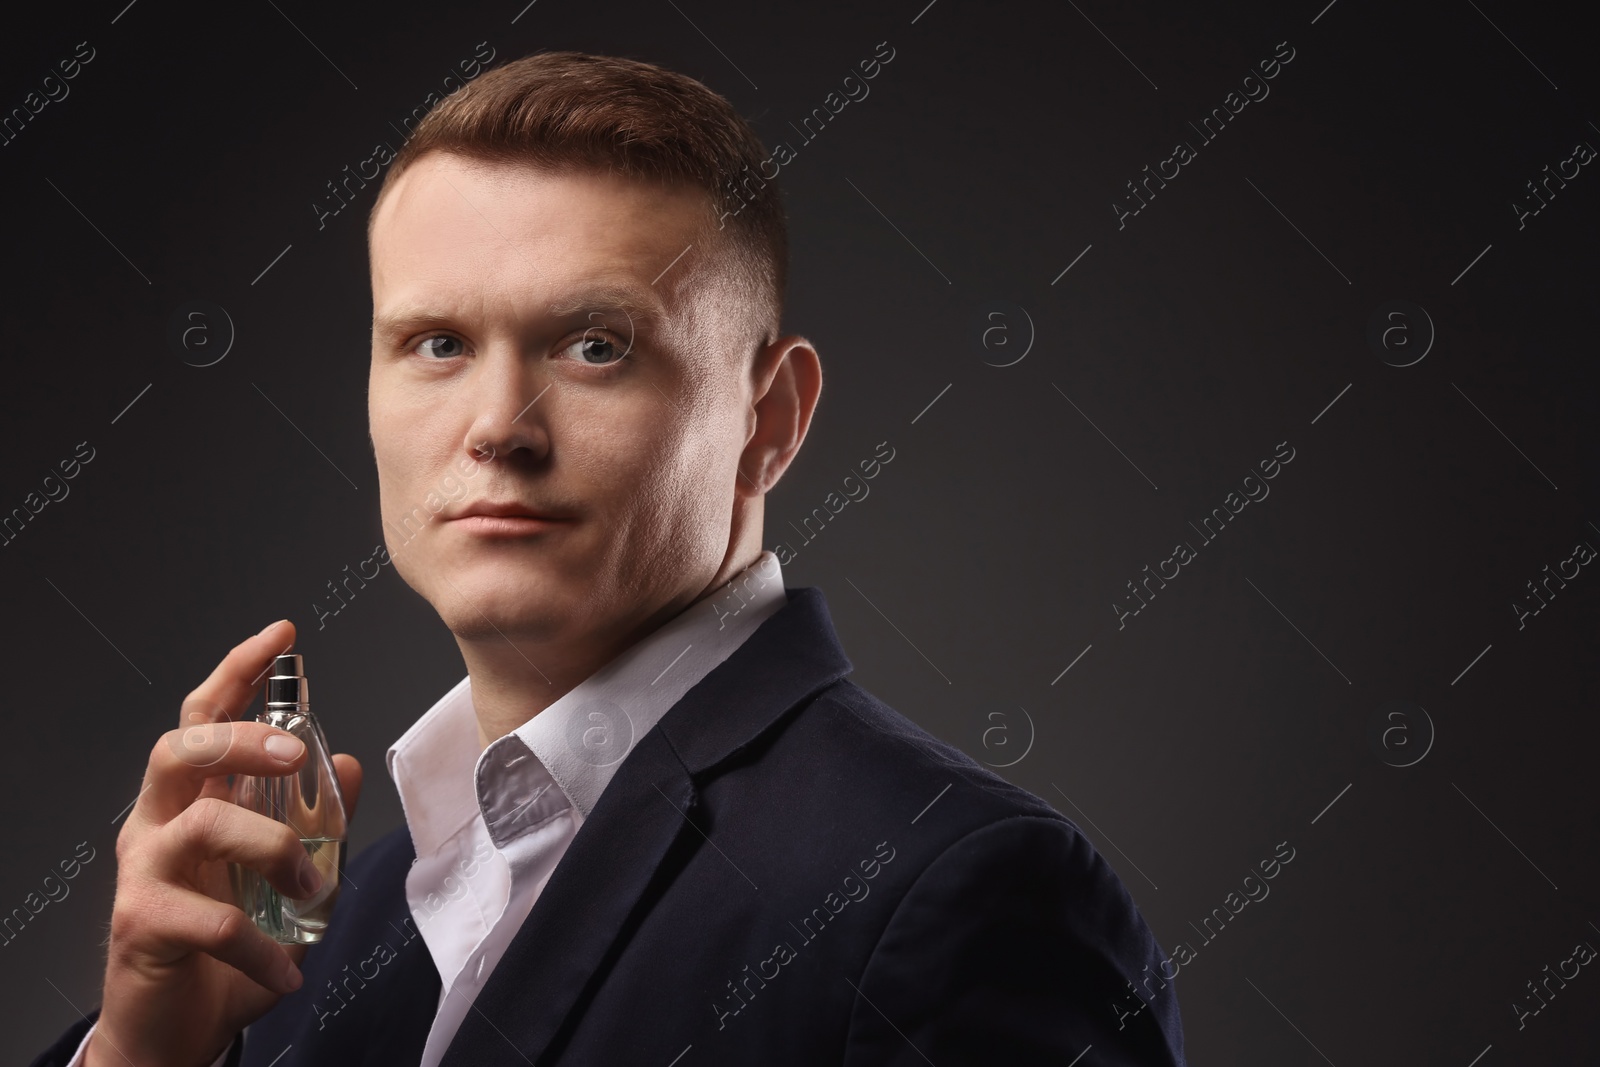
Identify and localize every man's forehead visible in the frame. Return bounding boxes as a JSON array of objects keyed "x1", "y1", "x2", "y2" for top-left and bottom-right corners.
[
  {"x1": 373, "y1": 153, "x2": 708, "y2": 263},
  {"x1": 370, "y1": 154, "x2": 714, "y2": 326}
]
